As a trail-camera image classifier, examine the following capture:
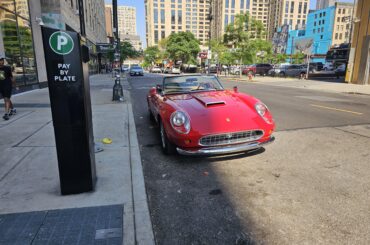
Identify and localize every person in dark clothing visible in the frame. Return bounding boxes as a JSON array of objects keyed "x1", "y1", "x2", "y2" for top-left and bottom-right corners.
[{"x1": 0, "y1": 56, "x2": 17, "y2": 120}]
